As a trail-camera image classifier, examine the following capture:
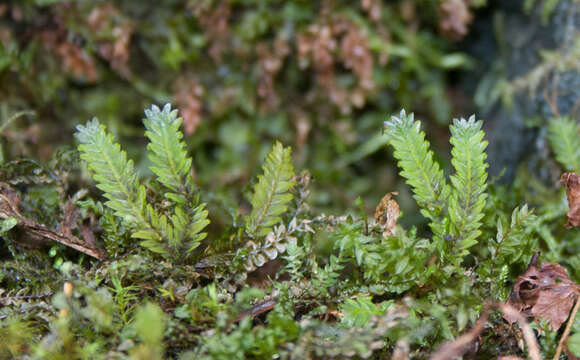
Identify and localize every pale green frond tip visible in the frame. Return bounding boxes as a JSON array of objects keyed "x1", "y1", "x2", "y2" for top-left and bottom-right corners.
[
  {"x1": 144, "y1": 103, "x2": 193, "y2": 196},
  {"x1": 385, "y1": 109, "x2": 413, "y2": 127},
  {"x1": 247, "y1": 141, "x2": 296, "y2": 237},
  {"x1": 452, "y1": 115, "x2": 475, "y2": 127},
  {"x1": 75, "y1": 117, "x2": 101, "y2": 142},
  {"x1": 397, "y1": 109, "x2": 409, "y2": 121}
]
